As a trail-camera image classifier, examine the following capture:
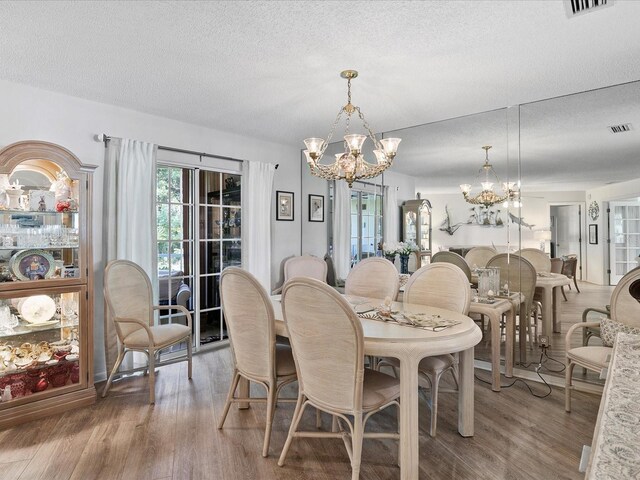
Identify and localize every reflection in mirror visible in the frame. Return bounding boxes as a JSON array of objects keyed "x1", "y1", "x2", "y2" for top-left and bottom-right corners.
[{"x1": 516, "y1": 80, "x2": 640, "y2": 384}]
